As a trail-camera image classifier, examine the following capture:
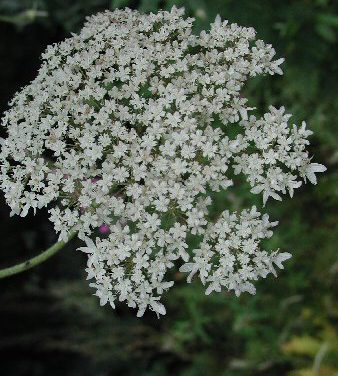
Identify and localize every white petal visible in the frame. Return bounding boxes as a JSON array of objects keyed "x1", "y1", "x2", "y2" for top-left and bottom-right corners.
[
  {"x1": 179, "y1": 263, "x2": 193, "y2": 273},
  {"x1": 306, "y1": 163, "x2": 327, "y2": 185},
  {"x1": 214, "y1": 14, "x2": 222, "y2": 26},
  {"x1": 251, "y1": 185, "x2": 264, "y2": 194},
  {"x1": 239, "y1": 108, "x2": 248, "y2": 121},
  {"x1": 137, "y1": 306, "x2": 146, "y2": 318},
  {"x1": 273, "y1": 252, "x2": 292, "y2": 269},
  {"x1": 270, "y1": 191, "x2": 282, "y2": 201},
  {"x1": 309, "y1": 163, "x2": 327, "y2": 173},
  {"x1": 150, "y1": 301, "x2": 166, "y2": 316}
]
